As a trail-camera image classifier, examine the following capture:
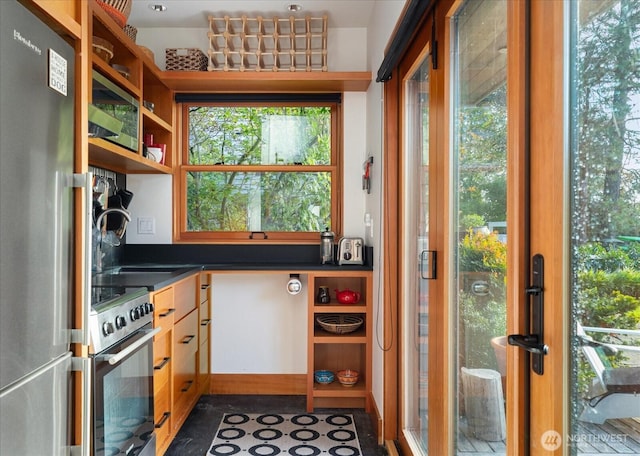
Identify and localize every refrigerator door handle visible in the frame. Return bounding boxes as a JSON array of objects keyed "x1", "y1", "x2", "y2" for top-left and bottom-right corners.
[
  {"x1": 71, "y1": 172, "x2": 93, "y2": 346},
  {"x1": 70, "y1": 357, "x2": 91, "y2": 456}
]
